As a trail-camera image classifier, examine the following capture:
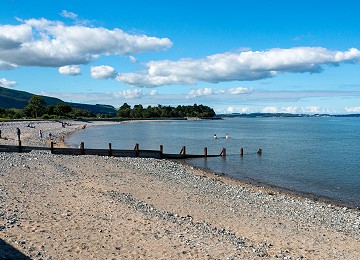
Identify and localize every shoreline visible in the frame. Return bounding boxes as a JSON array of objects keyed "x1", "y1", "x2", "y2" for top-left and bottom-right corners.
[
  {"x1": 66, "y1": 119, "x2": 360, "y2": 210},
  {"x1": 179, "y1": 159, "x2": 360, "y2": 210},
  {"x1": 2, "y1": 119, "x2": 358, "y2": 210},
  {"x1": 1, "y1": 120, "x2": 359, "y2": 258}
]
